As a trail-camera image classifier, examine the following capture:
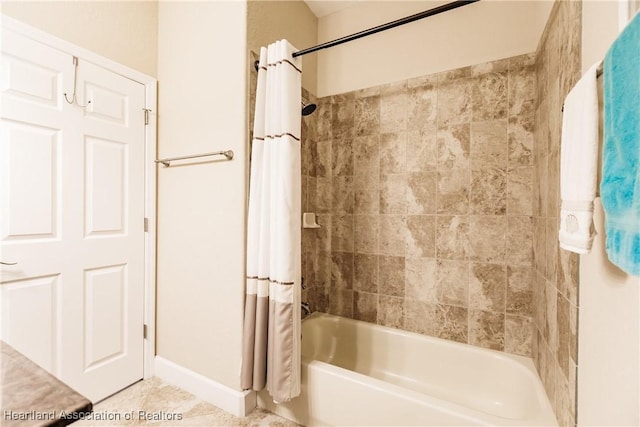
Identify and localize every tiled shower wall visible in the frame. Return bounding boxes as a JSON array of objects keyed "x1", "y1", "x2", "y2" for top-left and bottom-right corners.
[
  {"x1": 303, "y1": 54, "x2": 537, "y2": 357},
  {"x1": 532, "y1": 1, "x2": 582, "y2": 426}
]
